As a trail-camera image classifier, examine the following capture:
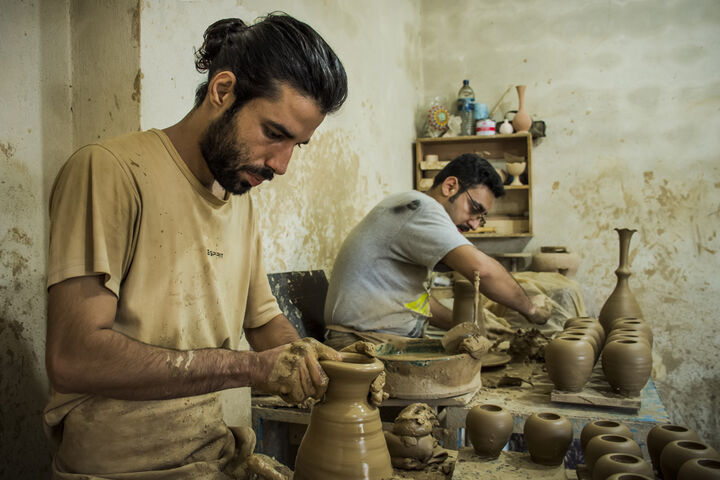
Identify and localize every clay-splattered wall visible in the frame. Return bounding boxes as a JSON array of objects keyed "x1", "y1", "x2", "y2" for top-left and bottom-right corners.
[{"x1": 420, "y1": 0, "x2": 720, "y2": 442}]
